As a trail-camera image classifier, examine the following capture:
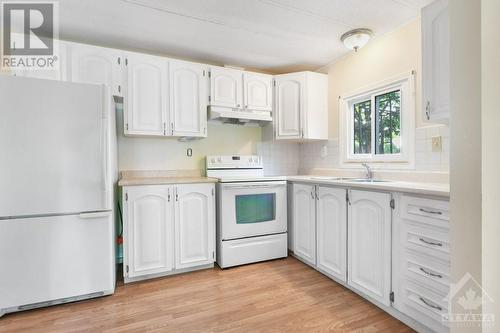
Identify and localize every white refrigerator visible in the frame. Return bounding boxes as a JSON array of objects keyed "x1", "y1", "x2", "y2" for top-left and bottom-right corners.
[{"x1": 0, "y1": 75, "x2": 117, "y2": 316}]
